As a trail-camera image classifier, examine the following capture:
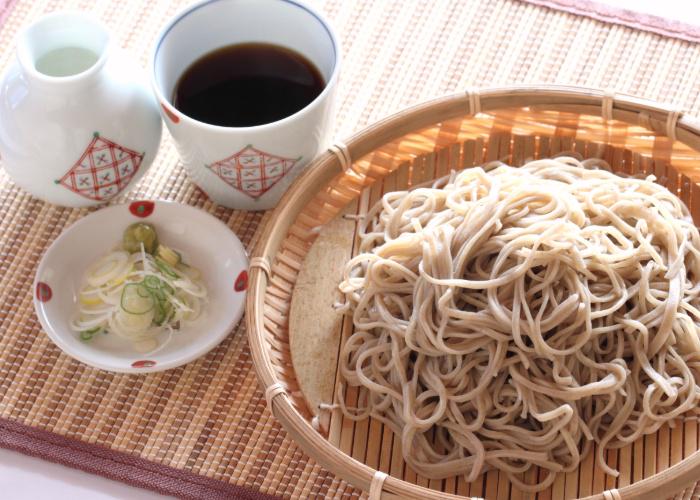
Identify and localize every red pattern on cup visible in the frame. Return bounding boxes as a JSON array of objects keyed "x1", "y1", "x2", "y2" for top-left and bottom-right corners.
[
  {"x1": 234, "y1": 270, "x2": 248, "y2": 292},
  {"x1": 161, "y1": 103, "x2": 180, "y2": 124},
  {"x1": 129, "y1": 200, "x2": 155, "y2": 217},
  {"x1": 206, "y1": 145, "x2": 300, "y2": 199},
  {"x1": 35, "y1": 282, "x2": 52, "y2": 302}
]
